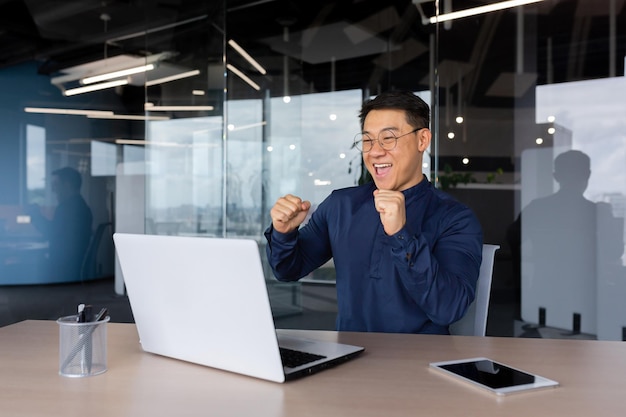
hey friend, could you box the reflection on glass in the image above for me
[515,147,625,339]
[524,78,626,340]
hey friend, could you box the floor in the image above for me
[0,277,135,328]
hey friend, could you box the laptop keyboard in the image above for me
[279,347,326,368]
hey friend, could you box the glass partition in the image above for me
[1,1,624,340]
[433,0,626,340]
[224,0,626,339]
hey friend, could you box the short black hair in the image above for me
[52,167,82,190]
[359,90,430,130]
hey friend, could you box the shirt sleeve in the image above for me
[388,205,483,326]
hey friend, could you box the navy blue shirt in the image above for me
[265,178,483,334]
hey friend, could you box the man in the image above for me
[29,167,93,282]
[265,91,483,334]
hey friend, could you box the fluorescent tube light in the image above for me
[114,139,215,148]
[228,121,267,131]
[145,69,200,86]
[24,107,114,116]
[64,79,128,96]
[87,113,170,121]
[82,64,155,84]
[226,64,261,91]
[228,39,267,75]
[144,104,215,111]
[114,139,177,147]
[115,139,150,145]
[427,0,544,24]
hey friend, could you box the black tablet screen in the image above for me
[440,359,535,389]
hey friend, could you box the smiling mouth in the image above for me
[374,163,392,175]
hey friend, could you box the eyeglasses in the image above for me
[353,127,423,152]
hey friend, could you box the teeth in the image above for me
[374,163,391,168]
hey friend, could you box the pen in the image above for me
[81,305,95,373]
[83,305,93,323]
[77,303,85,323]
[77,303,88,372]
[94,308,108,322]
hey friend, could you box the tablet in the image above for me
[429,357,559,396]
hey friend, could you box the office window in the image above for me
[91,141,117,177]
[264,91,362,208]
[25,124,46,203]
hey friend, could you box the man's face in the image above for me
[362,109,431,191]
[50,175,70,202]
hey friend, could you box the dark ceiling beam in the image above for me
[463,12,501,106]
[366,3,421,91]
[566,15,592,81]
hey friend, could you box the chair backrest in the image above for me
[80,221,113,280]
[449,244,500,337]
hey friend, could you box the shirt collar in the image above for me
[402,175,431,200]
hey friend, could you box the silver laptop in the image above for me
[113,233,364,383]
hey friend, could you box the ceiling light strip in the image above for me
[228,39,267,75]
[428,0,544,24]
[87,114,170,121]
[144,105,215,111]
[24,107,114,116]
[115,139,150,145]
[82,64,155,84]
[226,64,260,91]
[114,139,209,148]
[145,69,200,87]
[64,79,128,96]
[228,121,267,131]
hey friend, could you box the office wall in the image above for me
[0,62,47,204]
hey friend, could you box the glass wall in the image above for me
[0,0,624,340]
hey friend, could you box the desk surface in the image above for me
[1,320,625,417]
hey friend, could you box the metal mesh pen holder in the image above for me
[57,314,110,377]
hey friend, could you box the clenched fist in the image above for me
[373,189,406,235]
[270,194,312,234]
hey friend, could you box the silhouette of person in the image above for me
[28,167,93,282]
[508,150,623,336]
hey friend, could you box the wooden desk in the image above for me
[1,320,625,417]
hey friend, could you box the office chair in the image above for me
[449,244,500,337]
[80,221,113,281]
